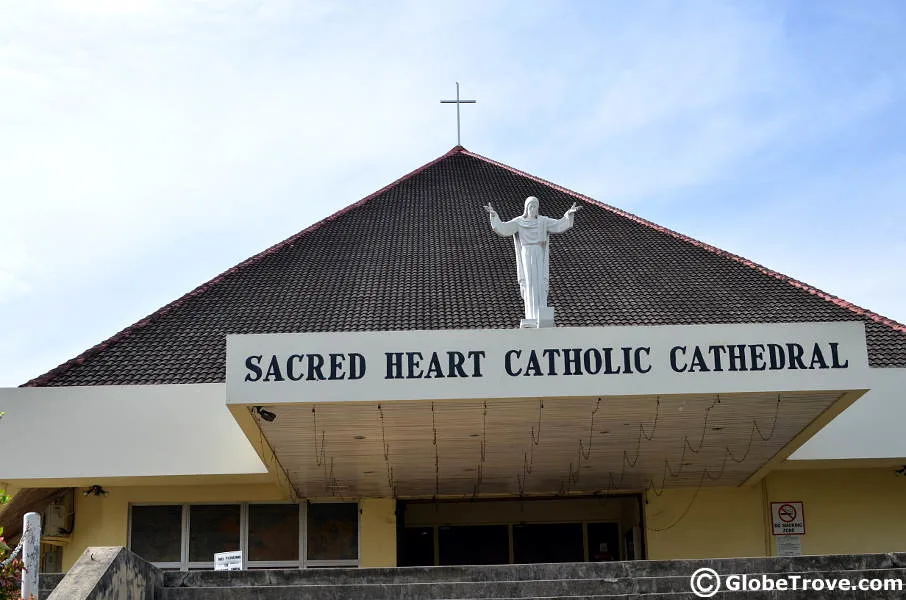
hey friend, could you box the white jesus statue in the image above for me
[485,196,580,328]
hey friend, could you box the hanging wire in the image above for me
[645,474,666,498]
[577,393,787,532]
[471,462,484,499]
[472,401,489,498]
[308,406,340,496]
[622,397,662,468]
[646,456,722,528]
[681,395,721,455]
[645,393,786,530]
[432,402,440,499]
[662,448,687,479]
[572,399,605,491]
[324,457,341,496]
[665,393,784,484]
[516,399,545,493]
[531,399,544,446]
[753,394,783,441]
[568,461,581,487]
[726,394,783,463]
[647,470,708,532]
[641,396,662,441]
[377,404,396,495]
[702,449,734,482]
[312,406,327,467]
[480,400,488,462]
[579,398,602,460]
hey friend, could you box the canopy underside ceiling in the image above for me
[255,391,845,498]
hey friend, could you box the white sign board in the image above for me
[775,535,803,556]
[226,322,869,405]
[214,551,243,571]
[771,501,806,535]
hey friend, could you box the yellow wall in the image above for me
[646,467,906,560]
[63,483,284,571]
[764,468,906,556]
[59,467,906,570]
[359,498,396,568]
[646,485,766,559]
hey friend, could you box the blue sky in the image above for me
[1,1,904,386]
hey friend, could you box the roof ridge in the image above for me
[23,147,466,387]
[461,148,906,334]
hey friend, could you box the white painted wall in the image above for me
[790,367,906,460]
[0,383,266,480]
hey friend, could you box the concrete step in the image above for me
[158,589,903,600]
[158,568,906,600]
[163,552,906,588]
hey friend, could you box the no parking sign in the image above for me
[771,501,805,535]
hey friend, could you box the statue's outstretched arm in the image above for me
[486,204,519,236]
[548,202,580,233]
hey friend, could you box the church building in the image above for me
[2,146,905,574]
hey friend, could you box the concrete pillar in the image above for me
[359,499,396,567]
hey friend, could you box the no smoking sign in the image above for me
[771,501,805,535]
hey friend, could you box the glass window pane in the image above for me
[130,505,182,563]
[587,522,620,561]
[513,523,583,563]
[307,503,358,561]
[248,504,300,562]
[189,505,240,562]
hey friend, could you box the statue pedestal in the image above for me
[539,306,555,327]
[521,307,555,329]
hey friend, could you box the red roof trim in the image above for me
[462,148,906,334]
[24,147,468,387]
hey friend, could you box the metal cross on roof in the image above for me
[440,82,476,145]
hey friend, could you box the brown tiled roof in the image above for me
[25,147,906,386]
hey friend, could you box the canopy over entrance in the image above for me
[226,321,870,499]
[243,390,860,498]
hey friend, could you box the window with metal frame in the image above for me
[128,502,359,570]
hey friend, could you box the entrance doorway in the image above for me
[397,495,644,566]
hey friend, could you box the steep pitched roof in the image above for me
[26,146,906,386]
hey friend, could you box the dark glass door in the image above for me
[399,527,434,566]
[438,525,509,565]
[513,523,584,563]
